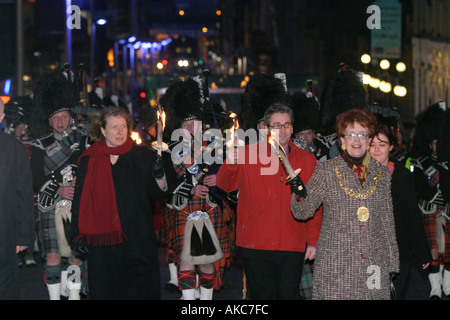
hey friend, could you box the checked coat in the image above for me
[291,155,399,300]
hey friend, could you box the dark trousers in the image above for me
[393,259,409,300]
[239,247,305,300]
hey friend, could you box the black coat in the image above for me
[70,144,176,299]
[391,160,432,265]
[0,131,35,299]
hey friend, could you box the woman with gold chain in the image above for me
[290,108,399,299]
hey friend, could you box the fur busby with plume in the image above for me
[239,73,290,130]
[291,91,320,134]
[319,63,368,135]
[159,76,204,139]
[29,70,78,137]
[411,101,445,158]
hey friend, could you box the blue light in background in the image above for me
[4,79,11,95]
[96,18,107,25]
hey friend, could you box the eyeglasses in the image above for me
[344,133,370,140]
[269,123,293,129]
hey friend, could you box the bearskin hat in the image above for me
[412,101,446,157]
[239,73,290,130]
[291,91,320,134]
[4,95,33,127]
[319,63,368,135]
[159,76,204,138]
[368,103,407,145]
[437,104,450,161]
[29,70,78,137]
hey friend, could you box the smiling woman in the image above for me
[290,108,400,300]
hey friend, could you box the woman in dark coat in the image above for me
[369,122,432,299]
[70,107,173,299]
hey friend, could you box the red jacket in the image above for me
[217,140,322,252]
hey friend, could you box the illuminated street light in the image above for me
[361,54,371,64]
[393,85,407,97]
[178,60,189,67]
[156,62,164,70]
[369,77,380,89]
[362,73,371,85]
[396,62,406,72]
[96,18,107,25]
[379,81,392,93]
[380,59,390,70]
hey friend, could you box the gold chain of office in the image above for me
[333,157,382,200]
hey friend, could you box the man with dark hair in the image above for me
[217,102,322,300]
[0,99,35,299]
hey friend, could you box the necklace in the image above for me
[334,157,382,221]
[110,155,119,158]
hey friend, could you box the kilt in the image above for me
[165,199,234,290]
[37,196,74,258]
[421,209,450,266]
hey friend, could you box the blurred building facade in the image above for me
[1,0,449,123]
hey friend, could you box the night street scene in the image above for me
[1,0,449,310]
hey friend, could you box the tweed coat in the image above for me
[291,154,399,300]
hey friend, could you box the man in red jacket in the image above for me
[217,103,322,299]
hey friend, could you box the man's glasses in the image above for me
[344,133,370,140]
[268,123,293,129]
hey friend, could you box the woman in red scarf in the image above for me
[70,107,173,299]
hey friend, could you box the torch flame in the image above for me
[269,130,286,154]
[131,131,142,145]
[157,110,166,131]
[228,112,240,145]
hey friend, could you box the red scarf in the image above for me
[74,136,133,246]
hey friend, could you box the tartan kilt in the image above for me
[166,197,233,290]
[160,205,175,245]
[37,206,59,257]
[421,208,450,265]
[37,196,75,258]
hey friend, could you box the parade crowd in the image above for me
[0,63,449,300]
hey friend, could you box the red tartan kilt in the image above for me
[164,199,234,290]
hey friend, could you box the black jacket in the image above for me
[0,131,35,299]
[391,160,432,265]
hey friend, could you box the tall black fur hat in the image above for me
[159,76,204,137]
[239,73,290,130]
[412,101,445,157]
[437,103,450,161]
[368,102,407,145]
[291,91,320,134]
[34,70,78,118]
[29,70,78,137]
[319,63,368,135]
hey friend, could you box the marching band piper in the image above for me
[30,71,90,300]
[160,76,233,300]
[410,102,450,299]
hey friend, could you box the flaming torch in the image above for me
[268,131,301,183]
[151,106,168,156]
[226,112,244,149]
[131,131,142,145]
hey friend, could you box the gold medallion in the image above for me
[357,206,369,221]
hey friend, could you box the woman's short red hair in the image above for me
[335,108,377,139]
